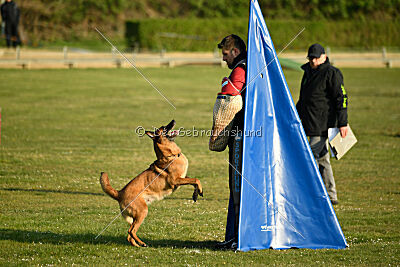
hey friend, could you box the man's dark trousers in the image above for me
[225,132,243,242]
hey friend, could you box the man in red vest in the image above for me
[215,34,247,250]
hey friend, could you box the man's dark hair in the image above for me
[218,34,246,53]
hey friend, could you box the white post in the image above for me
[16,46,20,60]
[133,42,139,54]
[63,46,68,60]
[111,47,117,59]
[160,48,166,58]
[214,47,219,58]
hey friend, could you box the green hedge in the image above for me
[18,0,400,46]
[125,19,248,52]
[126,18,400,51]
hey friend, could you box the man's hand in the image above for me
[1,22,5,36]
[339,126,348,138]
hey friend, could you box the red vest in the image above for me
[219,60,246,96]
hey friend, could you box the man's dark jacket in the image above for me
[1,1,20,25]
[296,57,348,136]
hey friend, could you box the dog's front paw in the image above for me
[198,186,203,197]
[192,188,199,202]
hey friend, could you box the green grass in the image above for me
[0,66,399,265]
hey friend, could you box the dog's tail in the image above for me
[100,172,119,201]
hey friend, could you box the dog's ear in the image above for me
[145,131,156,139]
[157,127,166,136]
[165,120,175,132]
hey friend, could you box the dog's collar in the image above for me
[154,153,181,169]
[161,152,181,162]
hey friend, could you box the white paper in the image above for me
[328,127,340,142]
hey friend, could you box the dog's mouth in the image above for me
[167,130,179,139]
[145,120,180,141]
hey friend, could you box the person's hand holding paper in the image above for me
[339,126,348,138]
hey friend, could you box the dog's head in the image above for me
[145,120,181,159]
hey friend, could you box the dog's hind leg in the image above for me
[128,198,148,247]
[127,223,140,247]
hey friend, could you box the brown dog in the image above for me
[100,120,203,247]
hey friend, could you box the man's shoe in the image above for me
[231,241,238,250]
[331,199,339,205]
[215,238,234,249]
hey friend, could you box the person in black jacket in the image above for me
[1,0,20,48]
[296,43,348,205]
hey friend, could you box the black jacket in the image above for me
[296,58,348,136]
[1,1,20,25]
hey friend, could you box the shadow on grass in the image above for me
[2,188,103,196]
[1,188,223,201]
[146,239,217,249]
[0,228,125,245]
[0,229,219,249]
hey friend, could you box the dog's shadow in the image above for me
[2,188,103,196]
[0,229,218,250]
[0,228,125,246]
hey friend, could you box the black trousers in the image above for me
[225,131,243,242]
[4,22,20,47]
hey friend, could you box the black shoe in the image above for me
[331,199,339,205]
[215,238,234,249]
[231,241,238,250]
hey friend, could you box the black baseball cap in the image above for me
[307,43,325,58]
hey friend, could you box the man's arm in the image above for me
[330,69,348,137]
[1,4,5,22]
[229,65,246,93]
[220,65,246,96]
[296,73,307,115]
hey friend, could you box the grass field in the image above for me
[0,66,399,265]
